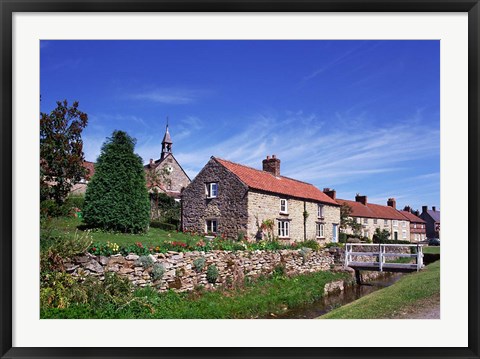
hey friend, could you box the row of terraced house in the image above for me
[181,154,440,244]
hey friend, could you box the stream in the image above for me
[271,272,404,319]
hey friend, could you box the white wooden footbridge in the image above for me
[345,243,424,273]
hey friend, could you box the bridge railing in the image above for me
[344,243,424,272]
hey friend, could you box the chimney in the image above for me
[414,210,420,216]
[262,155,280,177]
[149,158,154,167]
[403,205,411,213]
[432,206,436,212]
[355,194,367,206]
[422,205,428,213]
[387,198,396,209]
[323,188,336,200]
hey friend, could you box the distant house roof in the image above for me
[214,157,339,206]
[336,198,406,221]
[83,161,95,180]
[399,210,426,224]
[425,209,440,223]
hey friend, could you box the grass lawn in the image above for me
[423,246,440,254]
[41,270,349,319]
[42,216,203,248]
[319,260,440,319]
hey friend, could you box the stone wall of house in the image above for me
[342,217,411,242]
[247,190,340,243]
[66,249,335,293]
[151,155,191,193]
[181,158,249,239]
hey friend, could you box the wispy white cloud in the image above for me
[131,88,208,105]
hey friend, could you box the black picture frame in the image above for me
[1,1,479,358]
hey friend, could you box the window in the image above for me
[402,221,406,228]
[278,220,290,238]
[402,230,407,239]
[357,218,361,224]
[384,219,388,226]
[363,218,368,224]
[373,218,378,225]
[206,219,218,234]
[414,223,417,229]
[206,182,218,198]
[393,220,398,227]
[316,223,325,238]
[317,204,324,218]
[280,199,288,213]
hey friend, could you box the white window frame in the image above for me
[393,220,398,227]
[280,199,288,214]
[402,230,407,239]
[206,219,218,234]
[384,219,388,226]
[414,223,417,228]
[317,204,324,218]
[316,223,325,238]
[357,218,361,224]
[363,218,368,224]
[402,221,407,228]
[373,218,378,225]
[206,182,218,198]
[278,220,290,238]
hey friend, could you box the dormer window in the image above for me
[317,204,324,218]
[206,182,218,198]
[280,199,288,214]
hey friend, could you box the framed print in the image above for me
[1,1,479,358]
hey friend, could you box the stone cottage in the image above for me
[399,206,427,242]
[333,193,411,241]
[144,124,191,201]
[419,205,440,239]
[181,155,341,243]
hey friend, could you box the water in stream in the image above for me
[272,272,404,319]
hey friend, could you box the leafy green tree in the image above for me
[372,228,391,243]
[83,131,150,233]
[40,100,88,204]
[340,203,362,236]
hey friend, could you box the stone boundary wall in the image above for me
[66,249,335,293]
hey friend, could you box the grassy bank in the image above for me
[423,246,440,254]
[41,270,349,319]
[42,216,203,248]
[319,260,440,319]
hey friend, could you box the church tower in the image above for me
[161,123,173,160]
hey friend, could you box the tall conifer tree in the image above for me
[83,131,150,233]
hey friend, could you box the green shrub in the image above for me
[40,199,68,218]
[138,255,154,269]
[83,131,150,233]
[272,264,286,278]
[301,239,320,250]
[193,257,206,272]
[324,242,345,249]
[64,195,85,211]
[206,265,219,284]
[150,221,176,231]
[339,233,348,243]
[237,231,246,241]
[151,263,165,281]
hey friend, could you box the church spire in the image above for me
[161,118,173,160]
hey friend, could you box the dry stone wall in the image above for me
[66,249,335,292]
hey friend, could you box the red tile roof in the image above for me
[214,157,338,205]
[82,161,95,180]
[337,198,406,220]
[399,210,426,223]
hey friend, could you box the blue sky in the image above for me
[40,40,440,211]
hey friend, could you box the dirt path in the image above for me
[390,294,440,319]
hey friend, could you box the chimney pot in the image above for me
[355,194,367,206]
[432,206,436,211]
[387,198,396,209]
[422,205,428,213]
[266,155,270,160]
[323,188,336,200]
[262,156,281,177]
